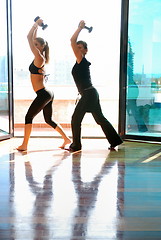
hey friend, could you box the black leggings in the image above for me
[71,87,122,148]
[25,88,57,129]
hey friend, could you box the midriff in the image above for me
[30,74,45,92]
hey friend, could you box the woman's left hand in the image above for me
[78,20,85,29]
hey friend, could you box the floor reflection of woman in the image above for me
[17,18,71,151]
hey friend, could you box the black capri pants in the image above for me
[25,88,57,129]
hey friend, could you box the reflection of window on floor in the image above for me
[13,0,121,137]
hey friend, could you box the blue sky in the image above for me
[128,0,161,75]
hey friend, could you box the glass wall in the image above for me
[125,0,161,140]
[12,0,122,137]
[0,0,13,140]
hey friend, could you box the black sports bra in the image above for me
[29,61,45,75]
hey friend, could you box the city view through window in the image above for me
[0,0,9,136]
[126,0,161,137]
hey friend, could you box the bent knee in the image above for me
[25,114,33,124]
[45,119,57,129]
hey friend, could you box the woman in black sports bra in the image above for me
[17,18,71,151]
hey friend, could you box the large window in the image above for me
[126,0,161,139]
[0,0,13,140]
[12,0,122,137]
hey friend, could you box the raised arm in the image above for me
[27,18,44,60]
[70,20,85,63]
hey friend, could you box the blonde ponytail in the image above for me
[36,37,50,63]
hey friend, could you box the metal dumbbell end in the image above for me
[34,16,48,30]
[84,26,93,33]
[41,23,48,30]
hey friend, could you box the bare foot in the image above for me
[59,138,71,149]
[16,144,27,151]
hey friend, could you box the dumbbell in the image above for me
[84,26,93,33]
[34,16,48,30]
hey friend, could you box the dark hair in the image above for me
[77,40,88,49]
[36,37,50,63]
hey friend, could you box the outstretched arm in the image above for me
[70,20,85,63]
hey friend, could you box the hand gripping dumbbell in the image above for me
[84,26,93,33]
[34,16,48,30]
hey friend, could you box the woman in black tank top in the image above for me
[67,20,123,152]
[17,18,71,151]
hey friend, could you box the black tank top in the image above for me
[72,57,92,94]
[29,61,44,75]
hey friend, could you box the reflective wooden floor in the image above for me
[1,137,161,240]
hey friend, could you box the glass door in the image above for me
[0,0,13,140]
[120,0,161,142]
